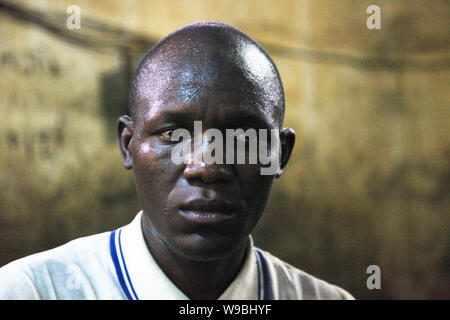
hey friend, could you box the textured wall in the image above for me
[0,0,448,299]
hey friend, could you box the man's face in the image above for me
[120,53,285,261]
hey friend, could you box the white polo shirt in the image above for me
[0,212,354,300]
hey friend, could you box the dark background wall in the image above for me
[0,0,448,299]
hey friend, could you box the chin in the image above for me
[172,232,246,262]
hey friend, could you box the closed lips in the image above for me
[180,199,239,215]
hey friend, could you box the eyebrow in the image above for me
[142,110,196,132]
[142,107,273,131]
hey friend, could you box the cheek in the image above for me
[134,142,166,173]
[236,167,274,234]
[132,141,178,200]
[238,165,274,211]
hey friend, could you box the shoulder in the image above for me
[255,248,355,300]
[0,231,113,300]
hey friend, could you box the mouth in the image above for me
[179,199,240,224]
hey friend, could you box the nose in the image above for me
[183,161,233,185]
[181,128,234,185]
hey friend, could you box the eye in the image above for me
[159,129,176,140]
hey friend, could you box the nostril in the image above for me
[185,177,206,187]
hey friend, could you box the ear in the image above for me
[117,115,134,170]
[276,127,296,178]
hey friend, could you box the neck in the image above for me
[141,217,249,300]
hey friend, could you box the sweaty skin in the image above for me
[118,22,295,299]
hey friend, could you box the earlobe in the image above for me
[117,115,134,170]
[276,127,296,179]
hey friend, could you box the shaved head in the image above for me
[128,21,285,128]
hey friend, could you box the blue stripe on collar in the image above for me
[117,229,139,300]
[110,229,139,300]
[254,248,272,300]
[254,249,262,300]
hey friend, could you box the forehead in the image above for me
[133,48,281,129]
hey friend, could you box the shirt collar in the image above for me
[114,211,259,300]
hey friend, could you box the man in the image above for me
[0,22,353,300]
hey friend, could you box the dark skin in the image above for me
[117,23,295,299]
